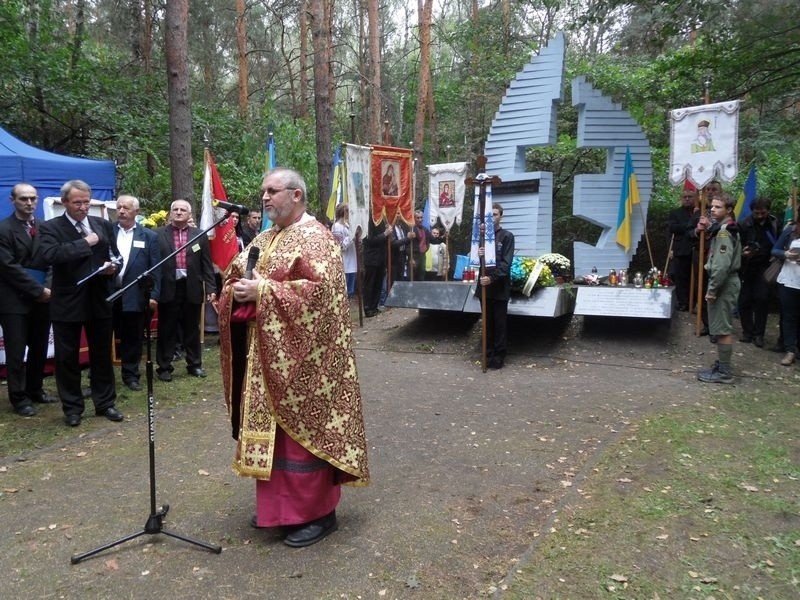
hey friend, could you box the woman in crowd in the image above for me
[772,219,800,365]
[331,204,357,297]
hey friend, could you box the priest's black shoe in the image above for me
[97,406,124,422]
[64,414,81,427]
[283,511,337,547]
[124,379,142,391]
[187,366,207,378]
[14,405,36,417]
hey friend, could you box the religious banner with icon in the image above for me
[370,145,413,226]
[343,143,372,237]
[668,100,740,189]
[427,161,468,232]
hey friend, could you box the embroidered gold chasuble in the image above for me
[218,215,369,486]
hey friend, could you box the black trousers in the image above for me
[113,302,146,383]
[363,264,385,313]
[157,280,202,373]
[671,254,693,309]
[483,296,509,363]
[0,304,51,410]
[52,318,116,416]
[738,267,771,338]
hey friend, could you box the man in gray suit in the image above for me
[113,195,161,391]
[0,183,56,416]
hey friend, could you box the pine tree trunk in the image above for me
[236,0,248,119]
[309,0,333,218]
[367,0,382,144]
[165,0,194,204]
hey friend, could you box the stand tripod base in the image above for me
[71,504,222,564]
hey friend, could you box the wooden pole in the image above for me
[466,156,501,373]
[637,202,655,268]
[355,226,364,327]
[663,234,674,275]
[695,78,712,335]
[695,188,707,335]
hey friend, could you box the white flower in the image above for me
[536,253,571,271]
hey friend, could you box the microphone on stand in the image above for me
[213,200,250,215]
[244,246,260,279]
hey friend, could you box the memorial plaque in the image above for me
[574,286,674,319]
[385,281,473,311]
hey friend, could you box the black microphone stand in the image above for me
[70,213,234,563]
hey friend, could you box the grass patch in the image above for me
[0,339,223,459]
[504,391,800,599]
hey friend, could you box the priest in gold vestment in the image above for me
[217,167,369,547]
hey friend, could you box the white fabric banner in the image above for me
[427,161,468,231]
[343,143,372,236]
[669,100,740,189]
[469,182,496,269]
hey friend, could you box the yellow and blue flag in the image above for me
[734,164,756,221]
[615,146,640,252]
[326,145,344,222]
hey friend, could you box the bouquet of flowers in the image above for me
[536,253,571,278]
[138,209,168,229]
[510,256,556,295]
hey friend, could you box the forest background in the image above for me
[1,0,799,269]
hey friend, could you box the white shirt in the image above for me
[331,221,357,274]
[777,238,800,290]
[116,224,136,280]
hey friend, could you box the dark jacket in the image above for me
[478,226,515,300]
[37,214,120,322]
[155,225,216,304]
[738,213,780,273]
[117,224,162,312]
[362,220,390,267]
[667,206,698,257]
[0,215,48,315]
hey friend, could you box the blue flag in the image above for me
[735,164,756,222]
[261,131,276,231]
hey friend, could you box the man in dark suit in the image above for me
[37,180,124,426]
[155,199,216,381]
[113,195,161,391]
[0,183,57,417]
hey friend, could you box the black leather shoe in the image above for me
[250,515,267,529]
[14,405,36,417]
[98,406,124,422]
[157,371,173,382]
[283,511,337,547]
[124,380,142,391]
[739,335,753,343]
[187,367,207,378]
[699,327,709,336]
[65,414,81,427]
[753,335,764,348]
[31,392,58,404]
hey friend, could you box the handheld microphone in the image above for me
[213,200,249,215]
[244,246,260,279]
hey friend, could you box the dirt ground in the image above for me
[1,306,796,599]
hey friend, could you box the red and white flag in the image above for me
[200,149,239,270]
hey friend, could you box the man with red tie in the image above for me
[0,183,56,417]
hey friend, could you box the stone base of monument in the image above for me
[574,286,674,319]
[384,281,575,318]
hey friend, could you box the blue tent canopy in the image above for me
[0,126,116,219]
